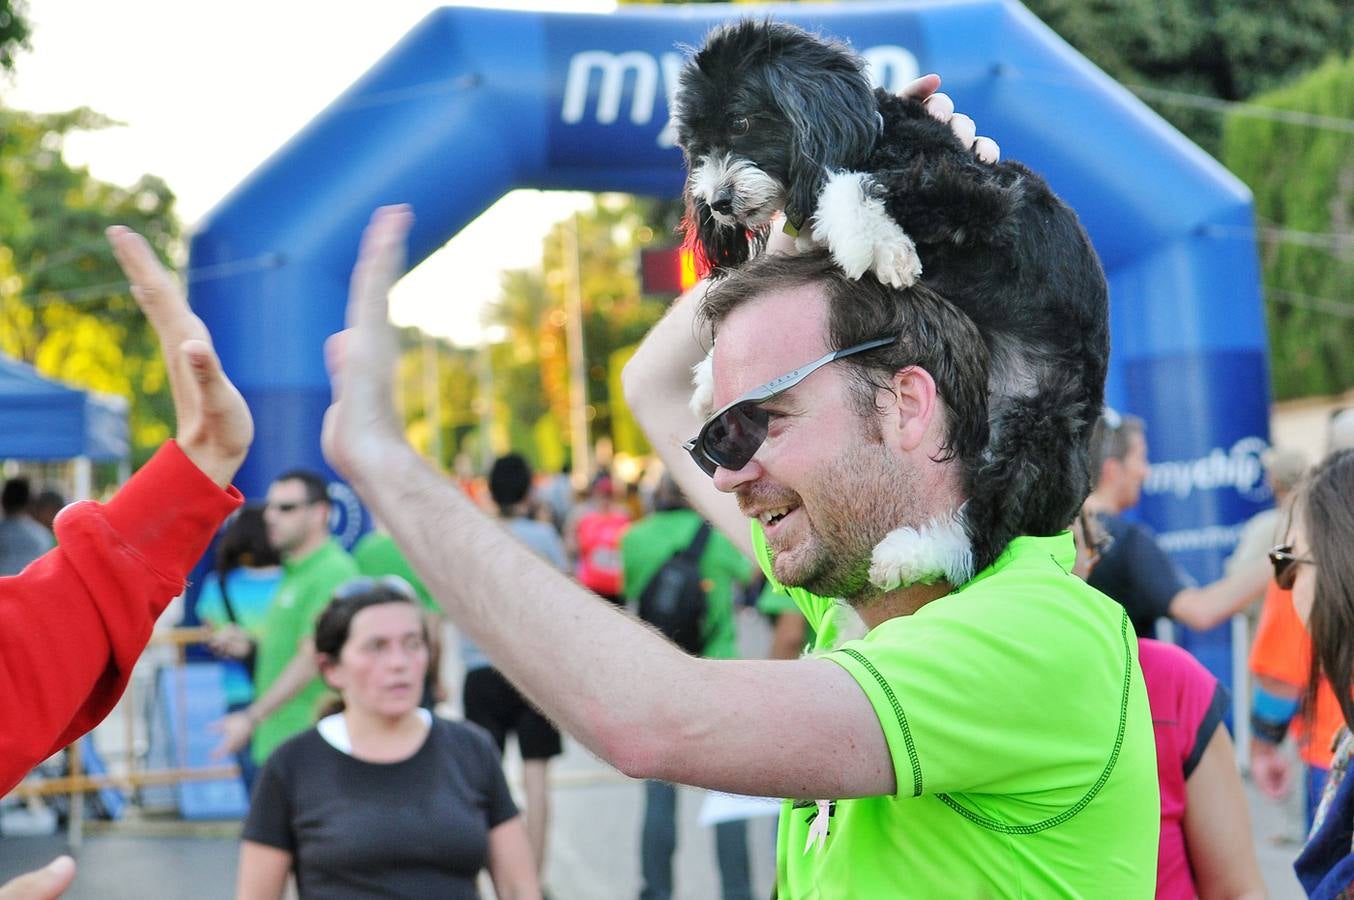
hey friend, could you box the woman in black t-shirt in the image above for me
[237,577,540,899]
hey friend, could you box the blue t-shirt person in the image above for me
[196,567,283,705]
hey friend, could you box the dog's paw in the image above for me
[813,170,923,286]
[872,233,923,288]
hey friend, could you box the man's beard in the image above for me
[760,417,923,603]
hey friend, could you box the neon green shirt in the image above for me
[352,530,438,612]
[251,539,359,764]
[620,509,752,659]
[753,526,1159,897]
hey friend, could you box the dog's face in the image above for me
[674,20,879,273]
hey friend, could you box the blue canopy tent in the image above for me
[189,0,1270,702]
[0,353,129,462]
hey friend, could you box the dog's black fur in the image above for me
[674,20,1110,574]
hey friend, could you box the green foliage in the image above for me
[1221,56,1354,400]
[1022,0,1353,157]
[483,195,667,471]
[0,104,182,464]
[0,0,30,75]
[392,325,480,470]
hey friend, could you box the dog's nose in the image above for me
[710,189,735,216]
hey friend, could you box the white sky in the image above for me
[5,0,617,344]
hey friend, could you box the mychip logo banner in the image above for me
[544,14,924,174]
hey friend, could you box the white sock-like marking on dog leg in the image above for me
[812,170,923,287]
[689,348,716,420]
[812,171,875,278]
[868,508,974,590]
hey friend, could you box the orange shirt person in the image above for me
[1250,580,1344,826]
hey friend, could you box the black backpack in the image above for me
[637,522,712,655]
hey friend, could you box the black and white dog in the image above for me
[674,19,1110,581]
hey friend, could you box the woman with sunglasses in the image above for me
[235,577,540,899]
[1277,448,1354,897]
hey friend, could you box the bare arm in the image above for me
[1170,558,1270,632]
[485,816,542,900]
[621,282,753,559]
[1183,727,1267,900]
[211,642,318,758]
[235,841,291,900]
[321,208,894,801]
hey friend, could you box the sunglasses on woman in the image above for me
[1268,544,1316,591]
[683,336,896,477]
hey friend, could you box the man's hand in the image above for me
[1249,736,1293,800]
[0,856,76,900]
[106,227,253,488]
[901,74,1000,163]
[209,710,255,760]
[321,206,416,484]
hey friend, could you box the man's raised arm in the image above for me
[320,207,894,803]
[621,282,753,559]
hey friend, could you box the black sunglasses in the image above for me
[683,336,896,477]
[1268,544,1316,591]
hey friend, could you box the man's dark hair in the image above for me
[32,489,64,514]
[699,248,990,487]
[273,469,331,506]
[489,453,533,509]
[2,478,32,515]
[1088,412,1146,486]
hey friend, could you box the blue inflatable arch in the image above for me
[191,0,1269,683]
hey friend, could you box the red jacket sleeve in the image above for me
[0,441,242,793]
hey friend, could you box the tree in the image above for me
[1222,56,1354,400]
[0,0,30,75]
[1023,0,1354,157]
[0,105,182,463]
[483,195,669,470]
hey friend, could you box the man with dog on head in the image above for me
[321,62,1156,894]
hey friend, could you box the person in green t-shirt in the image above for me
[212,469,359,765]
[320,75,1158,898]
[621,476,754,900]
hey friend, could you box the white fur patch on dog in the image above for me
[811,170,923,288]
[689,348,716,420]
[868,508,974,590]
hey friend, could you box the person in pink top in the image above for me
[566,473,630,605]
[1074,513,1264,899]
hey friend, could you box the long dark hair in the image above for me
[1303,449,1354,730]
[216,504,280,577]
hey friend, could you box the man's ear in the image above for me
[883,366,940,452]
